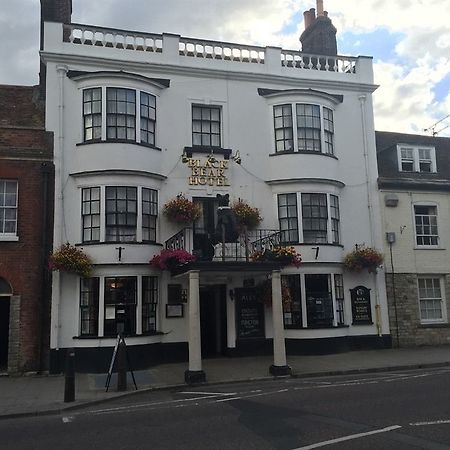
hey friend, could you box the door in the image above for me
[305,274,333,327]
[0,298,10,369]
[193,197,218,260]
[200,286,227,357]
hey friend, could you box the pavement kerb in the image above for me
[2,360,450,421]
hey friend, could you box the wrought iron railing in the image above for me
[165,228,287,262]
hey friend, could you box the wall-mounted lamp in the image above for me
[232,150,241,164]
[181,149,189,163]
[229,289,235,301]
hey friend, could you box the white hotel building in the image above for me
[41,0,390,381]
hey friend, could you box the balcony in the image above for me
[165,227,287,263]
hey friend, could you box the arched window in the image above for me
[0,277,12,296]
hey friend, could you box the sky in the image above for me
[1,0,449,136]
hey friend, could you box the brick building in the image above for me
[0,85,54,372]
[377,131,450,347]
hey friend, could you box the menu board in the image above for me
[235,288,265,339]
[350,285,373,325]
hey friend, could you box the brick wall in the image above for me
[386,273,450,347]
[0,85,54,372]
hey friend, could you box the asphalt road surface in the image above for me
[2,367,450,449]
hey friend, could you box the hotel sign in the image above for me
[187,156,230,187]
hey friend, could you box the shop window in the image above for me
[80,278,99,336]
[305,274,333,327]
[282,274,302,328]
[104,277,137,336]
[142,276,158,333]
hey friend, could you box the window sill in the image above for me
[419,322,449,328]
[75,241,163,247]
[73,331,164,339]
[184,146,232,159]
[286,242,344,248]
[414,246,445,250]
[285,325,349,330]
[76,140,162,151]
[269,150,338,160]
[0,235,19,242]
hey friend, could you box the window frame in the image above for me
[82,87,102,142]
[79,277,100,336]
[81,185,158,244]
[273,103,335,155]
[397,144,436,173]
[413,203,439,247]
[417,276,447,324]
[0,179,18,240]
[192,104,222,148]
[277,193,299,244]
[81,187,101,243]
[81,86,158,147]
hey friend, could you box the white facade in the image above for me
[42,19,389,374]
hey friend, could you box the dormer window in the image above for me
[397,144,436,173]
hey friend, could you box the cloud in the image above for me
[0,0,448,136]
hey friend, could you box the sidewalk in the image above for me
[2,345,450,419]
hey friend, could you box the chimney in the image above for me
[317,0,324,16]
[299,1,337,56]
[39,1,72,96]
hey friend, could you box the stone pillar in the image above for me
[184,271,206,384]
[269,270,291,376]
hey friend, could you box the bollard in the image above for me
[64,348,75,403]
[116,340,127,392]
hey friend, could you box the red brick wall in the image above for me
[0,85,54,372]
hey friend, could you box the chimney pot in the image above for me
[324,11,328,17]
[317,0,324,16]
[309,7,316,19]
[303,10,313,29]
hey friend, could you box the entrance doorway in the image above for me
[0,298,10,370]
[200,285,227,357]
[305,274,333,327]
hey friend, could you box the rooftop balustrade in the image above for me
[59,23,362,77]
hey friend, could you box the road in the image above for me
[2,367,450,449]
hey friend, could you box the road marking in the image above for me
[214,388,289,403]
[62,416,74,423]
[410,419,450,427]
[292,425,402,449]
[179,391,237,396]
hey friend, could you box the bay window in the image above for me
[80,275,159,337]
[81,186,158,244]
[273,103,334,155]
[82,87,157,147]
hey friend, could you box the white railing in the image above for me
[281,50,357,73]
[62,23,359,74]
[64,24,163,53]
[179,37,265,64]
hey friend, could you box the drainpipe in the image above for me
[359,95,382,336]
[50,65,68,357]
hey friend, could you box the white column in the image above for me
[185,270,205,383]
[270,270,290,375]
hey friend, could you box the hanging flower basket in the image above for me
[163,194,201,224]
[344,245,383,273]
[251,246,302,267]
[49,243,93,278]
[256,279,293,307]
[231,200,262,231]
[149,249,197,270]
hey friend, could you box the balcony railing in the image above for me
[165,228,286,262]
